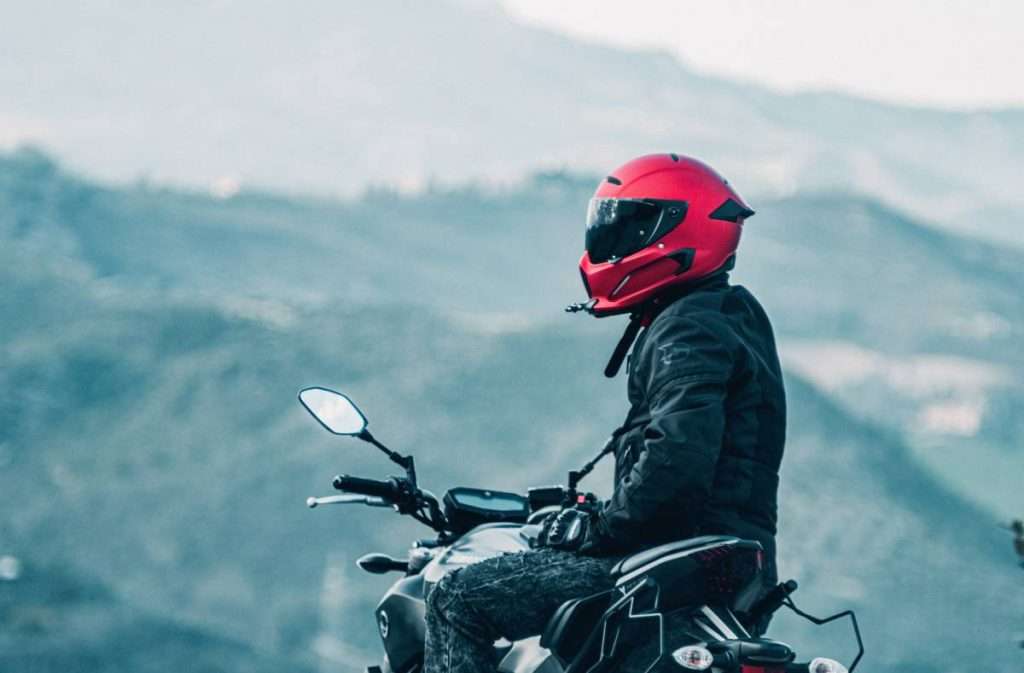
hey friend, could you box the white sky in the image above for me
[500,0,1024,109]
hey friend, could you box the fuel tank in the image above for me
[422,523,536,584]
[375,573,426,673]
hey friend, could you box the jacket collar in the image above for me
[641,272,730,325]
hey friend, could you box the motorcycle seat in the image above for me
[611,535,741,580]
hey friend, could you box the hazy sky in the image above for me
[500,0,1024,109]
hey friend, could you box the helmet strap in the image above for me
[604,311,643,378]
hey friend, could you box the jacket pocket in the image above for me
[613,426,645,484]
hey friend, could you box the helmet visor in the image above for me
[585,198,687,263]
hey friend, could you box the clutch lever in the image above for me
[306,494,390,508]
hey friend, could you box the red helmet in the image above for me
[578,153,754,317]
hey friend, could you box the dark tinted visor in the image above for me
[585,198,687,263]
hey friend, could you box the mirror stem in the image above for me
[358,429,417,485]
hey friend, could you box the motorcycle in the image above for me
[298,386,864,673]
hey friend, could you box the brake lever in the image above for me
[306,494,390,508]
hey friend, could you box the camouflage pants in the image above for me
[424,547,619,673]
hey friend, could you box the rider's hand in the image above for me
[532,510,559,548]
[544,508,593,551]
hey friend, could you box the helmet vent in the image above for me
[709,198,755,223]
[610,274,631,298]
[605,175,622,185]
[668,248,696,275]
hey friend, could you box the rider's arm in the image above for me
[582,313,733,554]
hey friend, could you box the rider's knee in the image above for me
[426,569,463,619]
[426,569,499,644]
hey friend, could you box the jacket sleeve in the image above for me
[583,314,733,554]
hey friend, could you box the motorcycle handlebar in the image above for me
[332,474,399,500]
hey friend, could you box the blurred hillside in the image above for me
[1,150,1022,672]
[5,146,1021,513]
[0,560,307,673]
[3,0,1023,244]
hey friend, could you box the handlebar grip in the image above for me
[332,474,397,499]
[528,485,566,511]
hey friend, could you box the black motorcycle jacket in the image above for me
[585,273,786,580]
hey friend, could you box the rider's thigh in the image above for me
[431,547,617,642]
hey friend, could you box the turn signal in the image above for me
[671,645,713,670]
[809,658,848,673]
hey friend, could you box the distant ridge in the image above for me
[2,0,1022,244]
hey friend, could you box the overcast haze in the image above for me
[501,0,1024,109]
[3,3,1024,671]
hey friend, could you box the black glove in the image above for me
[531,510,559,548]
[544,507,593,551]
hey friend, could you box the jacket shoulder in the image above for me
[632,293,736,395]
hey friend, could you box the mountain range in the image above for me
[2,149,1022,672]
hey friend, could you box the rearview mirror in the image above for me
[298,387,368,436]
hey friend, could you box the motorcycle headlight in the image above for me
[809,657,848,673]
[671,645,713,670]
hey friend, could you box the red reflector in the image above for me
[577,495,586,504]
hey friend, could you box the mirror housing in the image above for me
[298,386,419,488]
[298,387,368,436]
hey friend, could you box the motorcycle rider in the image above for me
[425,153,786,673]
